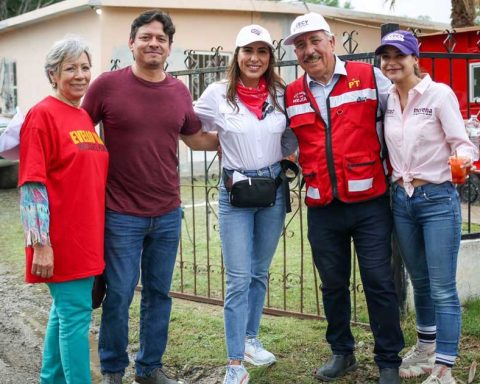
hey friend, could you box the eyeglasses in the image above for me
[261,101,275,120]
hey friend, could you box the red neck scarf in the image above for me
[236,77,269,120]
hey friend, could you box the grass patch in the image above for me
[2,188,480,383]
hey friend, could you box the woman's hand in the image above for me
[449,156,475,173]
[31,244,54,278]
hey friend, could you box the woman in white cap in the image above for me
[194,24,296,384]
[376,30,477,384]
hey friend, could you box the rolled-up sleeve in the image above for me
[440,88,479,161]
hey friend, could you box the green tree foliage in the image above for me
[387,0,480,27]
[0,0,62,21]
[304,0,340,5]
[272,0,352,8]
[298,0,352,7]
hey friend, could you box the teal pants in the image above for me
[40,277,94,384]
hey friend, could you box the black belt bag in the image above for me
[223,160,299,210]
[229,175,277,208]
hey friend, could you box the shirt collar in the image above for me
[307,55,347,86]
[388,73,432,95]
[414,73,432,94]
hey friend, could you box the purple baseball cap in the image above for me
[375,30,419,57]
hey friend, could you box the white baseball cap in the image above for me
[235,24,274,50]
[284,12,332,45]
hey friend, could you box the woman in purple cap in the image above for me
[375,30,478,384]
[194,24,296,384]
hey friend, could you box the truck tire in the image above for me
[0,163,19,189]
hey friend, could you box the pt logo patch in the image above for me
[348,78,361,89]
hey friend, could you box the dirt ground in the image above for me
[0,262,46,383]
[0,187,225,384]
[0,258,228,384]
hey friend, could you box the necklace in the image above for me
[54,93,80,108]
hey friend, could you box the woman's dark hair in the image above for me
[225,46,285,113]
[130,9,175,44]
[414,63,423,78]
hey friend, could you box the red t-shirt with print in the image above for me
[19,96,109,283]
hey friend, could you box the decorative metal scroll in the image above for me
[342,30,359,54]
[210,46,226,68]
[110,58,120,71]
[273,39,287,62]
[443,29,457,53]
[184,49,197,70]
[409,28,423,49]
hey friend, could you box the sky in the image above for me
[345,0,451,24]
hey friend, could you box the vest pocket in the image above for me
[303,171,324,205]
[289,112,316,129]
[344,153,375,195]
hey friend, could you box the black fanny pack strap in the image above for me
[222,168,233,192]
[279,160,300,213]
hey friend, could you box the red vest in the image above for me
[285,61,388,207]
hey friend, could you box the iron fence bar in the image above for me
[204,150,212,298]
[168,290,370,327]
[420,52,480,59]
[465,57,472,233]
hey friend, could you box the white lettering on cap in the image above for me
[384,33,405,42]
[294,20,309,32]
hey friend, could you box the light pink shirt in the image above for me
[385,74,479,196]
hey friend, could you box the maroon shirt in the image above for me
[83,67,201,216]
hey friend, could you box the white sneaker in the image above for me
[400,342,435,378]
[421,364,456,384]
[223,365,249,384]
[244,337,276,366]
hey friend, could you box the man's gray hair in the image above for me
[44,36,92,87]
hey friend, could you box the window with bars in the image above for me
[187,51,231,100]
[470,62,480,103]
[0,59,17,116]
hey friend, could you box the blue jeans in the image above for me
[392,182,462,359]
[308,196,404,369]
[41,277,94,384]
[99,208,182,377]
[220,163,286,360]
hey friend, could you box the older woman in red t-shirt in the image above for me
[19,37,108,383]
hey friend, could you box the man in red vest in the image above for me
[284,12,404,384]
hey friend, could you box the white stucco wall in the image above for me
[457,239,480,301]
[0,0,448,115]
[406,238,480,310]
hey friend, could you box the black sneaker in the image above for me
[379,367,400,384]
[313,354,358,381]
